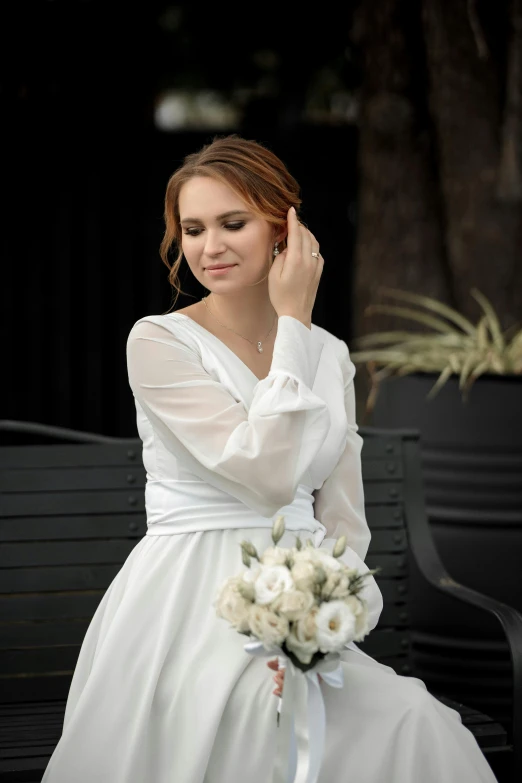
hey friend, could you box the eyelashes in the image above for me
[183,221,246,237]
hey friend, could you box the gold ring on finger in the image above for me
[311,251,320,258]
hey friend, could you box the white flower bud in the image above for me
[272,515,286,545]
[241,540,259,560]
[332,535,347,558]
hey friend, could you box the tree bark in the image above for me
[497,0,522,201]
[422,0,522,327]
[352,0,451,346]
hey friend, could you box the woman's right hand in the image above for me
[268,206,324,327]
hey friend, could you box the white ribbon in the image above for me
[244,640,344,783]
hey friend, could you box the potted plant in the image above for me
[350,287,522,726]
[351,287,522,413]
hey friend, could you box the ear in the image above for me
[273,226,288,245]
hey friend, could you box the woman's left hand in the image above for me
[267,658,323,696]
[267,658,285,697]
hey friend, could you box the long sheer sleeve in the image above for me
[313,341,383,632]
[126,315,331,518]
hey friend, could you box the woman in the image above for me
[41,135,497,782]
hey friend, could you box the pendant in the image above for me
[257,342,263,353]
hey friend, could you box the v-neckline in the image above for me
[169,312,269,383]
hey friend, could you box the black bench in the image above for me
[0,420,520,782]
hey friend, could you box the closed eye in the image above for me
[183,221,246,237]
[225,221,245,230]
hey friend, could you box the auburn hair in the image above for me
[159,134,302,310]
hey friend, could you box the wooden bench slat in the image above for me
[0,515,146,542]
[367,528,407,553]
[356,459,403,481]
[1,491,145,517]
[359,438,404,459]
[1,618,93,647]
[1,646,81,675]
[0,593,410,650]
[0,742,60,758]
[366,553,408,578]
[0,743,56,768]
[0,466,146,493]
[0,443,142,470]
[364,505,405,528]
[0,702,66,718]
[0,676,72,704]
[2,539,141,569]
[359,483,404,504]
[1,563,409,601]
[0,561,125,596]
[0,718,63,731]
[356,629,409,659]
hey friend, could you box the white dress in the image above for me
[41,313,497,783]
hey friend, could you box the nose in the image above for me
[203,229,227,258]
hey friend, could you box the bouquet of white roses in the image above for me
[214,515,378,783]
[214,514,375,671]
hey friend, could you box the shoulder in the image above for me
[126,313,201,359]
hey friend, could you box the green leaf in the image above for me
[470,289,505,353]
[354,331,432,347]
[476,316,490,353]
[378,287,477,335]
[426,365,453,399]
[459,351,480,390]
[365,305,461,334]
[469,359,491,383]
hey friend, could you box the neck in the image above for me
[203,292,277,343]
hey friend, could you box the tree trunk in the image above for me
[422,0,522,328]
[351,0,451,417]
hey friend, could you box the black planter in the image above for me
[371,373,522,730]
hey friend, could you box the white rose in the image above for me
[285,609,319,664]
[242,564,261,583]
[214,576,251,633]
[249,604,289,649]
[292,549,316,565]
[344,595,370,642]
[312,549,342,572]
[291,560,316,591]
[321,571,350,600]
[254,565,294,605]
[271,589,315,622]
[315,600,357,653]
[261,546,291,567]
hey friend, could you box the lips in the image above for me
[206,264,236,270]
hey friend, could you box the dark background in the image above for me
[2,1,361,438]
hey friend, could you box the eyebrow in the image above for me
[180,210,251,225]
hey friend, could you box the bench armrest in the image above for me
[403,435,522,780]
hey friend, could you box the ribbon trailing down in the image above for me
[244,640,344,783]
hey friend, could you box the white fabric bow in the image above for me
[244,640,344,783]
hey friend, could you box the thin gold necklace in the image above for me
[201,295,277,353]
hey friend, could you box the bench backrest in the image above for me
[0,424,413,704]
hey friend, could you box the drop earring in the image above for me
[273,242,280,257]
